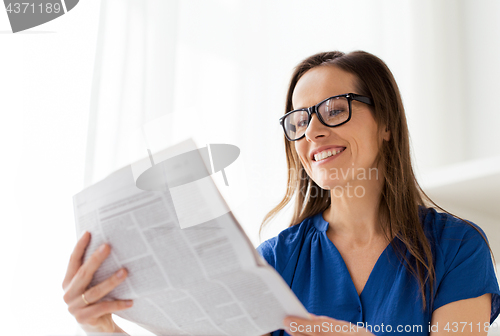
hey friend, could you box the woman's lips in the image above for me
[312,147,346,165]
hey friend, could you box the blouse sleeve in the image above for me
[433,219,500,324]
[256,238,278,271]
[255,223,304,276]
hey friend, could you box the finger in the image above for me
[65,242,111,299]
[285,315,346,336]
[283,315,312,327]
[74,299,134,325]
[286,325,318,336]
[308,314,321,321]
[284,316,315,336]
[62,231,90,290]
[287,331,309,336]
[76,268,128,308]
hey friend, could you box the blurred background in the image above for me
[1,0,499,335]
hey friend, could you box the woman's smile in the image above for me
[311,147,346,165]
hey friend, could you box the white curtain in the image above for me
[85,0,179,187]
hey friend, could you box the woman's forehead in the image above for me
[292,65,357,109]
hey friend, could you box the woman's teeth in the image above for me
[314,148,345,162]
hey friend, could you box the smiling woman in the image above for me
[257,51,500,336]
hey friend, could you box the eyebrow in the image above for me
[292,101,316,110]
[292,101,319,111]
[292,95,340,110]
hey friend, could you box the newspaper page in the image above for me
[73,138,308,336]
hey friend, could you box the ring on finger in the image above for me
[82,292,91,305]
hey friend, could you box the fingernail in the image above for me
[116,269,126,279]
[98,244,107,254]
[126,300,133,306]
[80,231,88,239]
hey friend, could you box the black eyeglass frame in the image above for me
[279,93,374,141]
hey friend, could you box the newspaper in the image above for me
[73,138,308,336]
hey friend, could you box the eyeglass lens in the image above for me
[284,96,349,140]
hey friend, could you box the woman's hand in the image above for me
[283,314,376,335]
[62,231,133,334]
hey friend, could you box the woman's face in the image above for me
[292,65,390,190]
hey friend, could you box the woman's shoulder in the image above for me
[419,205,489,248]
[419,207,500,321]
[418,205,493,276]
[256,213,320,273]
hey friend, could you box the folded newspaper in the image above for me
[73,138,308,336]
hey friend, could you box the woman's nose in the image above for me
[304,113,328,140]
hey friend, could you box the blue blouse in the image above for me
[256,206,500,335]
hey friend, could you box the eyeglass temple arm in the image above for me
[351,94,373,106]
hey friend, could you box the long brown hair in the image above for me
[259,50,496,311]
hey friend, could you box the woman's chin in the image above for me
[315,180,344,191]
[316,181,344,192]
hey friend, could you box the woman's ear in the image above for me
[383,126,390,141]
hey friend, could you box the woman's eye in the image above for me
[297,119,308,127]
[328,109,343,117]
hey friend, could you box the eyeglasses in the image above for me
[279,93,374,141]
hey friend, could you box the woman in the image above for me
[62,50,500,335]
[256,51,500,335]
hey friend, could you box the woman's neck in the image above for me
[323,175,391,246]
